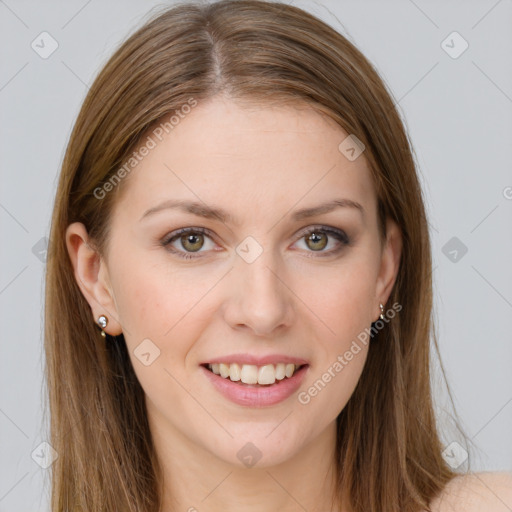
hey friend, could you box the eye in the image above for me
[161,227,217,259]
[161,225,350,260]
[292,225,349,256]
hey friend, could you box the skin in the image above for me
[66,95,403,511]
[430,472,512,512]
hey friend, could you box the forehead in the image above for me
[114,96,377,224]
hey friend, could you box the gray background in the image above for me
[1,0,511,510]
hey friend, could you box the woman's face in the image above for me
[71,96,401,468]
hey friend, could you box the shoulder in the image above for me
[429,471,512,512]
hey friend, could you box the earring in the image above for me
[97,315,108,338]
[379,303,385,320]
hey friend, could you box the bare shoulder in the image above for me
[429,471,512,512]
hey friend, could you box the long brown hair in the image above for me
[44,1,462,510]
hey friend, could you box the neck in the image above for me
[151,417,342,512]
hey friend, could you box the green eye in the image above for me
[179,233,205,252]
[162,225,350,260]
[304,231,328,251]
[162,227,214,259]
[294,226,349,256]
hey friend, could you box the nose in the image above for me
[222,248,295,337]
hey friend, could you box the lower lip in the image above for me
[200,365,309,407]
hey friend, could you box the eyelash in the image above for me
[160,225,350,260]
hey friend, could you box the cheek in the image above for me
[108,251,222,361]
[298,257,377,341]
[108,258,218,415]
[110,249,186,329]
[292,256,375,417]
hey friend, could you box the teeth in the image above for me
[275,363,286,380]
[207,362,301,384]
[285,363,295,378]
[258,364,276,385]
[241,364,259,384]
[219,363,230,378]
[229,363,241,382]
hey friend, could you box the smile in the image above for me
[201,361,309,407]
[206,362,302,385]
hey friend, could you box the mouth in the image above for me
[202,362,308,387]
[200,361,309,406]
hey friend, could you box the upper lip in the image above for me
[201,353,309,366]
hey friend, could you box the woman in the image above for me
[44,0,512,510]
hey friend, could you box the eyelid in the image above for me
[160,227,219,260]
[294,224,349,243]
[291,225,350,257]
[160,224,349,259]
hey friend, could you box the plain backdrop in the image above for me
[1,0,511,510]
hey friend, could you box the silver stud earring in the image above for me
[97,315,108,337]
[379,303,385,320]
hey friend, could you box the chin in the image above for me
[208,422,311,470]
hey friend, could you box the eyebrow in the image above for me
[140,198,365,224]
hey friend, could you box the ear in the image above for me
[374,217,402,322]
[65,222,123,336]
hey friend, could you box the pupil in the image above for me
[182,233,203,252]
[308,232,327,251]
